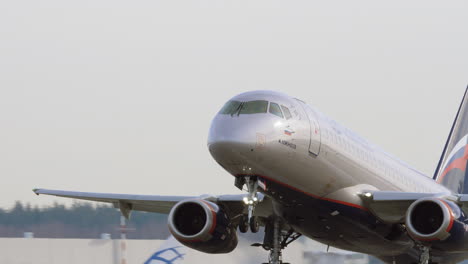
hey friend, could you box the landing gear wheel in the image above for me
[250,216,260,233]
[239,215,249,233]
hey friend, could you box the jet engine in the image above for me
[168,199,238,253]
[405,198,466,246]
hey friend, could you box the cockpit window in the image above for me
[220,100,242,115]
[269,102,283,118]
[239,100,268,114]
[281,106,292,119]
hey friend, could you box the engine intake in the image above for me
[406,198,457,242]
[172,202,210,237]
[168,199,238,253]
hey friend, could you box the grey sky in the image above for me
[0,0,467,208]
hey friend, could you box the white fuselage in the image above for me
[209,90,450,209]
[208,90,454,258]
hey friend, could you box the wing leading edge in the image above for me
[33,188,260,219]
[33,188,195,217]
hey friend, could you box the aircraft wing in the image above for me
[359,190,465,223]
[33,188,258,218]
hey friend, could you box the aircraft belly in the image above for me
[258,176,414,257]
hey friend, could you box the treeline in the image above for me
[0,202,170,239]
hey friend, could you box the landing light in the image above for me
[243,196,257,205]
[364,192,372,198]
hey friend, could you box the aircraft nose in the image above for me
[207,115,260,167]
[208,115,256,151]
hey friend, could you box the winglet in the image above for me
[33,188,40,195]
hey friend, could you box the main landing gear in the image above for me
[417,245,432,264]
[237,176,301,264]
[252,217,302,264]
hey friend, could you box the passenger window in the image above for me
[281,106,292,119]
[220,100,242,115]
[269,102,283,118]
[239,100,268,114]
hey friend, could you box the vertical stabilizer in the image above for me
[434,87,468,193]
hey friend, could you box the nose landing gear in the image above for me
[239,214,260,233]
[237,176,301,264]
[238,176,261,233]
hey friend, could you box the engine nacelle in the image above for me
[406,198,466,246]
[168,199,238,254]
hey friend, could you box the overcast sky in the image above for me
[0,0,467,208]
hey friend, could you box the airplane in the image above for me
[34,88,468,264]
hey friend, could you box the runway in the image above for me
[0,236,371,264]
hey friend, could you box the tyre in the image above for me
[250,216,260,233]
[239,215,249,233]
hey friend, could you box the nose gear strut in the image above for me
[246,176,258,216]
[237,176,301,264]
[238,176,261,233]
